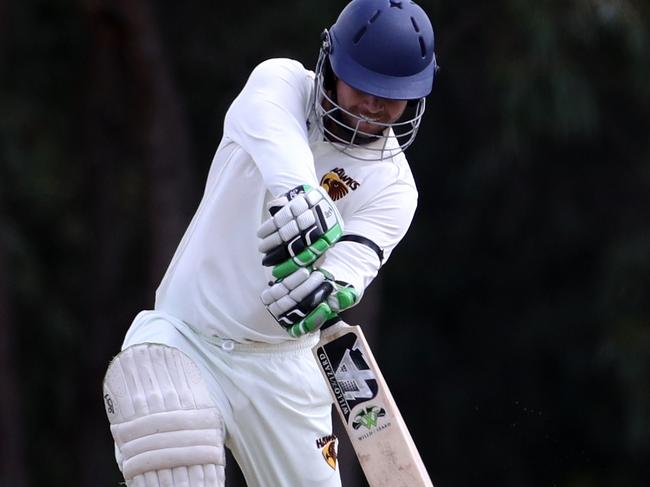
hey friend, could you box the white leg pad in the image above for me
[103,343,225,487]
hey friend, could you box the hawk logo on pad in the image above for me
[320,168,360,201]
[316,434,338,470]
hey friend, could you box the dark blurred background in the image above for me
[1,0,649,486]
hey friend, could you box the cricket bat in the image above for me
[313,320,434,486]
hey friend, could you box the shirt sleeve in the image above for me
[223,58,320,196]
[317,181,418,298]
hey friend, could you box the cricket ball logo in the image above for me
[353,406,386,430]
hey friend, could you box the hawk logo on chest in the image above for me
[320,168,360,201]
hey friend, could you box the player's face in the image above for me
[334,80,408,136]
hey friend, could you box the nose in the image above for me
[359,94,384,115]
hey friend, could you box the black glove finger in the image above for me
[288,225,324,256]
[262,224,326,267]
[278,281,334,328]
[262,245,290,267]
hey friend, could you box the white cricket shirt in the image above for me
[155,58,419,343]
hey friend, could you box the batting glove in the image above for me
[257,185,343,280]
[261,267,358,337]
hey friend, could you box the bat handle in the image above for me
[318,318,351,340]
[320,316,344,331]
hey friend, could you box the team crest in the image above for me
[320,167,361,201]
[320,171,349,201]
[316,434,338,470]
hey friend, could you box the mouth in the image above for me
[356,112,384,124]
[359,113,379,121]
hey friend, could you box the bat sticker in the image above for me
[316,332,378,422]
[314,323,434,485]
[353,406,387,430]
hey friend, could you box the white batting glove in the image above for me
[257,185,344,279]
[261,267,358,337]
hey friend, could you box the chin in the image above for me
[361,124,383,135]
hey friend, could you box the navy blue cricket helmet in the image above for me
[313,0,438,159]
[328,0,438,100]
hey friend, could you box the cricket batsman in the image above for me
[102,0,438,485]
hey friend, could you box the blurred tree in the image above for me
[381,1,650,485]
[0,217,27,487]
[1,0,649,485]
[0,0,27,483]
[76,0,198,483]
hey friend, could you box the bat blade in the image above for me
[313,321,433,487]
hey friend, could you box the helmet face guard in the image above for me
[314,39,426,160]
[313,0,438,160]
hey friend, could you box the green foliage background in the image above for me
[1,0,649,485]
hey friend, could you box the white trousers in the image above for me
[116,310,342,487]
